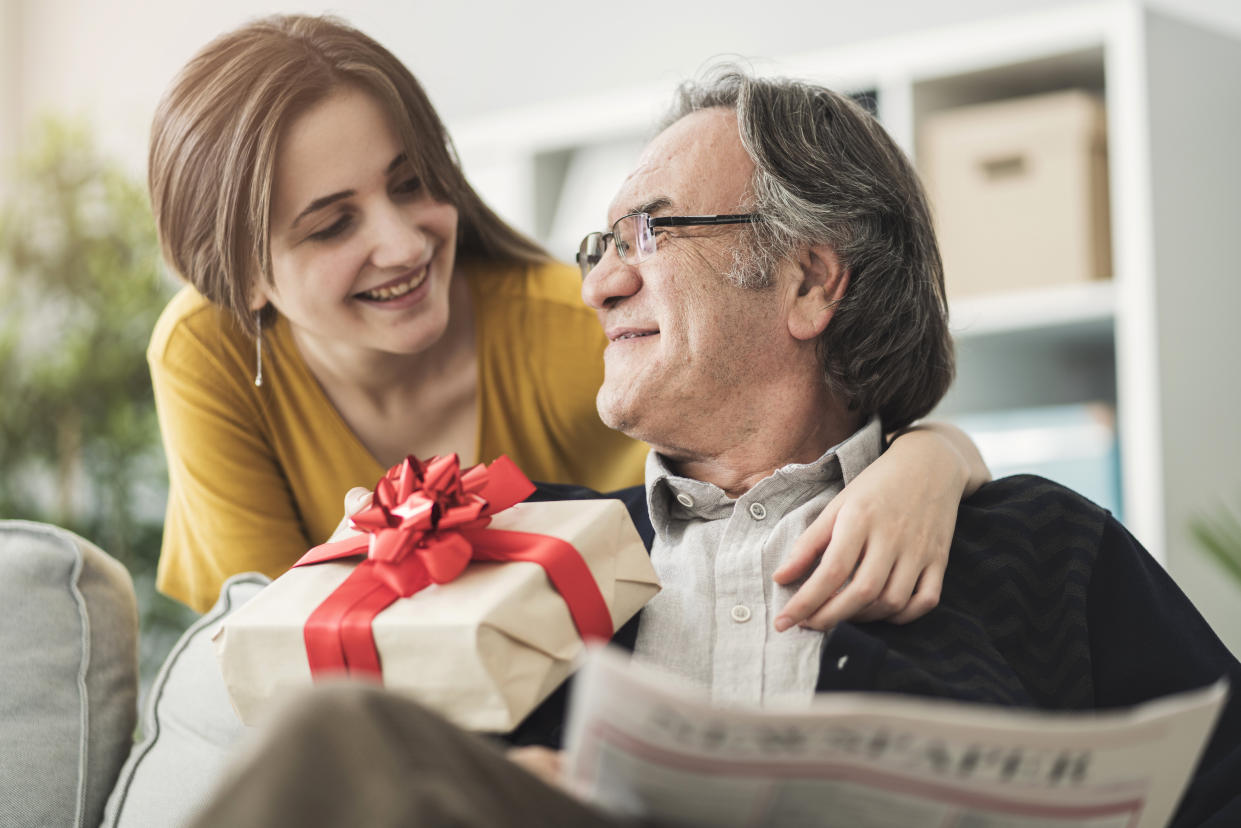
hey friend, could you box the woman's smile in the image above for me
[354,266,430,303]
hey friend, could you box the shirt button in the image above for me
[748,502,767,520]
[730,604,752,623]
[676,493,694,508]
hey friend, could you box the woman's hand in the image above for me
[773,422,990,631]
[327,487,374,542]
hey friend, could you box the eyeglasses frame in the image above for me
[576,212,759,279]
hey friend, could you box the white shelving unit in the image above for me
[450,1,1241,653]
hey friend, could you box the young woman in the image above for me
[147,14,988,617]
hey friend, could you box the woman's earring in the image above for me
[254,311,264,387]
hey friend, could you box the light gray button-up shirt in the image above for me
[633,418,883,707]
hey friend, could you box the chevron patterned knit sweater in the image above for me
[513,476,1241,825]
[813,475,1241,826]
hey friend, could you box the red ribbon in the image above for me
[293,454,614,679]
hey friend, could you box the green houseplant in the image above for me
[0,118,193,683]
[1192,502,1241,589]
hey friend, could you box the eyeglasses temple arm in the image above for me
[653,214,758,227]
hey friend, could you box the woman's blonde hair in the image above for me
[148,14,548,336]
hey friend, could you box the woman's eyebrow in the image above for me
[290,154,410,230]
[385,152,408,175]
[291,190,354,229]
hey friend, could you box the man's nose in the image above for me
[369,203,426,269]
[581,254,642,310]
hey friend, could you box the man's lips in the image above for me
[605,326,658,342]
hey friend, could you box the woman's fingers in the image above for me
[884,565,945,625]
[344,486,373,516]
[775,513,866,631]
[849,555,924,623]
[327,487,374,542]
[773,498,840,584]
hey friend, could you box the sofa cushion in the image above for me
[0,520,139,828]
[102,572,269,828]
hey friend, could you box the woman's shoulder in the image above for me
[148,284,248,371]
[465,257,588,315]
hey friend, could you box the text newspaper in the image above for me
[563,644,1226,828]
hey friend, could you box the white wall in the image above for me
[7,0,1241,177]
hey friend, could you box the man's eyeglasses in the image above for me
[576,212,759,279]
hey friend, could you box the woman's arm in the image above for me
[898,420,990,497]
[149,301,315,612]
[773,421,990,631]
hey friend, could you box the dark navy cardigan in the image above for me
[511,475,1241,827]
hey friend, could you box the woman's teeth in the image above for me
[358,269,427,301]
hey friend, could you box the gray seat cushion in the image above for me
[0,520,139,828]
[102,572,268,828]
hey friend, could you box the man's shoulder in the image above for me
[952,473,1114,570]
[964,474,1113,523]
[853,476,1122,707]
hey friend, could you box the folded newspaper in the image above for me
[563,645,1227,828]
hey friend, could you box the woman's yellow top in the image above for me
[148,259,648,612]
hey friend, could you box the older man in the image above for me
[190,69,1240,828]
[575,78,951,710]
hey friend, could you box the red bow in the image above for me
[294,454,614,678]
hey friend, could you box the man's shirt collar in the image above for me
[645,416,884,537]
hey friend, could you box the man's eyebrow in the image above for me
[633,198,673,216]
[290,153,409,230]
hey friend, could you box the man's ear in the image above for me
[788,244,849,341]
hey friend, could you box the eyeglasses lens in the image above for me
[615,213,656,265]
[578,214,660,278]
[578,233,604,279]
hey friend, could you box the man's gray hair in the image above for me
[663,66,954,431]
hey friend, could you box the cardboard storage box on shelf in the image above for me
[921,89,1111,299]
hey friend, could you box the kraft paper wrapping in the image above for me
[213,498,659,732]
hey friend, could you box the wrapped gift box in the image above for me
[214,489,659,733]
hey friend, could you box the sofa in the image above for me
[0,520,268,828]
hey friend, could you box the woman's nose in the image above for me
[369,203,427,270]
